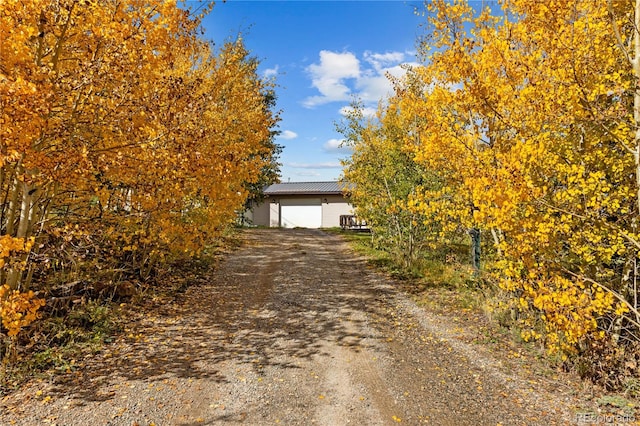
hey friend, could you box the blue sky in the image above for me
[200,1,426,182]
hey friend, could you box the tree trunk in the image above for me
[469,227,481,272]
[635,0,640,216]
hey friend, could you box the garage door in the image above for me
[280,199,322,228]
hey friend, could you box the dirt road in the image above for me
[1,229,588,425]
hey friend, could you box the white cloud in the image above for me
[364,51,406,72]
[339,105,378,119]
[295,170,321,178]
[303,51,361,107]
[280,130,298,140]
[323,138,351,152]
[356,74,394,102]
[263,65,279,78]
[385,63,414,78]
[288,161,342,169]
[303,49,417,108]
[357,63,418,102]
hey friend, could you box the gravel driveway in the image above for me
[1,229,588,425]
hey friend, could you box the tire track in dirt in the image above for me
[1,229,586,425]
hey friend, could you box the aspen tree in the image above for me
[403,0,634,353]
[0,0,279,339]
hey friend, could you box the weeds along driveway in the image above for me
[2,229,584,425]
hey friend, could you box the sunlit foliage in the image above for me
[339,98,440,268]
[344,0,640,362]
[0,0,279,340]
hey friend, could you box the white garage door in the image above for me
[280,199,322,228]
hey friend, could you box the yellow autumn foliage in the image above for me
[404,0,636,353]
[339,99,439,267]
[0,285,45,338]
[0,236,34,270]
[345,0,640,356]
[0,0,279,295]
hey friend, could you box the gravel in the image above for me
[1,229,593,425]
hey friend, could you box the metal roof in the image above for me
[264,181,352,195]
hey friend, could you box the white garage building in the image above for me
[247,181,353,228]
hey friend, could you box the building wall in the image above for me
[269,202,279,227]
[249,194,352,228]
[321,195,353,227]
[250,200,271,226]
